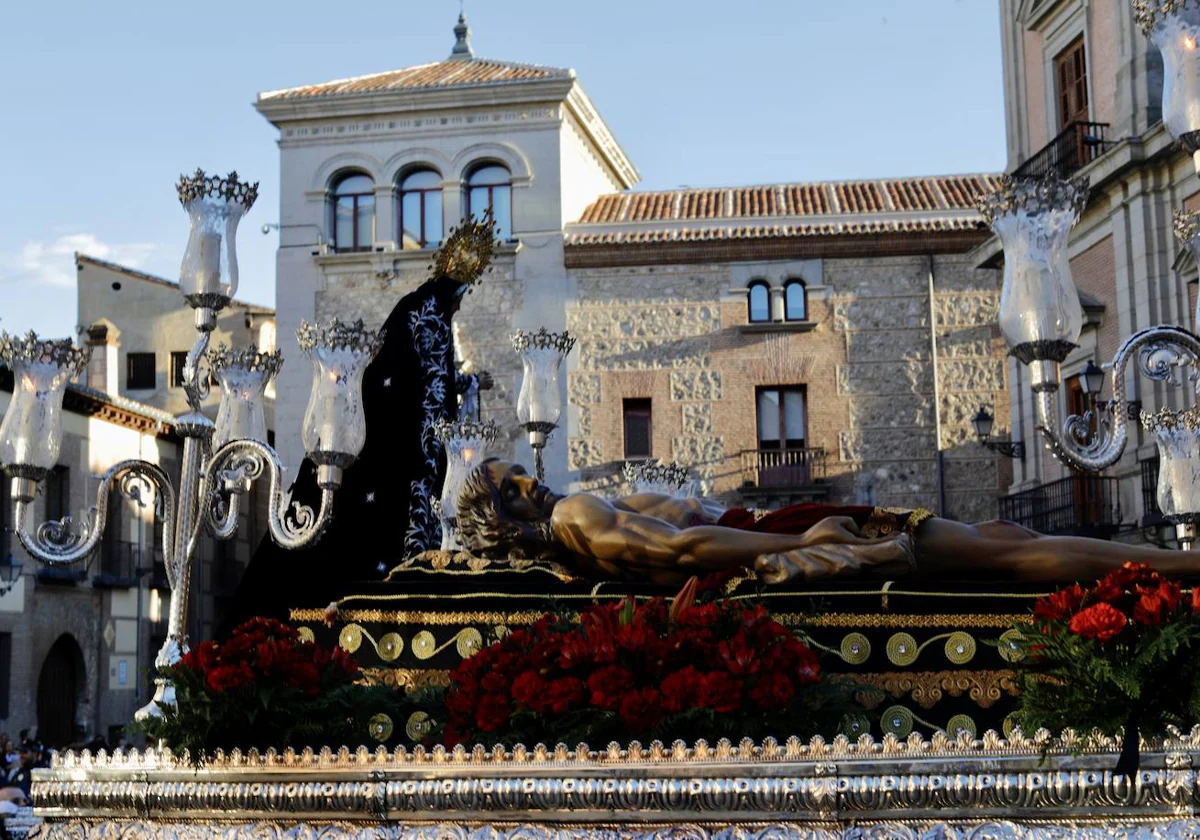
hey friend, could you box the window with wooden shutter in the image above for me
[1055,37,1089,129]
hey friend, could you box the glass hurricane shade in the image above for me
[989,192,1084,354]
[0,336,89,474]
[437,422,498,552]
[209,348,283,451]
[516,346,565,428]
[972,406,995,440]
[1147,417,1200,520]
[298,321,383,466]
[1145,5,1200,164]
[177,171,257,307]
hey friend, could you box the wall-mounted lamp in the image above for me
[972,406,1026,460]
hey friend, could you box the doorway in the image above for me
[37,635,85,748]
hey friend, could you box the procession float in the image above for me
[16,2,1200,836]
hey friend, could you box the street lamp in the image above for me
[971,406,1025,460]
[0,170,382,722]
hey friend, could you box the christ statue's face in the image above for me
[484,460,562,523]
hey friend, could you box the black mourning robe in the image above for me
[216,276,463,635]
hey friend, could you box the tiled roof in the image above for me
[259,59,573,101]
[565,217,985,247]
[574,175,1002,225]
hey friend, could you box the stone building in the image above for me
[993,0,1200,540]
[254,15,1010,521]
[0,374,178,748]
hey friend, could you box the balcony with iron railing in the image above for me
[1013,121,1112,181]
[92,540,162,589]
[739,447,830,507]
[998,475,1121,537]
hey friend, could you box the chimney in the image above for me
[84,324,117,396]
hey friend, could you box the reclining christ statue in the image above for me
[455,459,1200,585]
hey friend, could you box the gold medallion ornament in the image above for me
[367,713,394,743]
[411,630,437,660]
[943,632,976,665]
[997,628,1026,663]
[405,711,433,742]
[338,624,364,654]
[378,632,404,662]
[456,628,484,659]
[881,705,915,738]
[429,210,499,288]
[839,633,871,665]
[296,626,315,644]
[886,632,919,666]
[945,714,977,739]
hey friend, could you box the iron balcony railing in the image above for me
[1013,121,1112,180]
[740,447,827,490]
[998,475,1121,536]
[93,540,162,588]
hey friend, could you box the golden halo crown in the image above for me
[430,209,500,288]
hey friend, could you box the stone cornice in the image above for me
[564,85,639,190]
[256,78,577,127]
[564,228,992,268]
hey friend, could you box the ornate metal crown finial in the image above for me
[176,168,260,209]
[432,418,501,445]
[206,344,284,376]
[430,210,499,288]
[0,332,90,375]
[511,327,576,355]
[1174,208,1200,244]
[1132,0,1200,35]
[296,318,386,355]
[1140,404,1200,432]
[622,460,692,491]
[976,174,1089,227]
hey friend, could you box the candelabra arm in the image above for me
[182,326,213,414]
[12,460,175,569]
[192,439,335,555]
[1033,325,1200,473]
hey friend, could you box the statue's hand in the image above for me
[477,371,494,390]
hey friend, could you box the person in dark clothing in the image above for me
[217,216,498,635]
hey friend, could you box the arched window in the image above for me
[784,279,807,321]
[398,168,443,249]
[330,172,375,252]
[747,281,771,323]
[466,163,512,241]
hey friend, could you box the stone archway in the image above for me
[37,634,86,748]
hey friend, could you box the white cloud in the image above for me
[0,233,159,288]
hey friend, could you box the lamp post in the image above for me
[512,328,575,482]
[976,0,1200,547]
[0,170,381,721]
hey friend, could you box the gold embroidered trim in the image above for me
[360,667,452,692]
[848,669,1019,711]
[293,608,1033,630]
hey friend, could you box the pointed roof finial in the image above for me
[449,10,474,61]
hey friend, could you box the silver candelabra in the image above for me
[0,170,382,720]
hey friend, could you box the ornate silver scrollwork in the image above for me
[181,330,212,415]
[196,439,333,553]
[1035,324,1200,473]
[14,459,175,569]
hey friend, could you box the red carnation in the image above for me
[586,666,635,711]
[557,630,593,671]
[475,698,511,732]
[206,663,254,693]
[543,677,586,714]
[660,665,704,713]
[748,671,795,711]
[699,671,743,712]
[1033,583,1086,622]
[1069,602,1127,643]
[619,687,663,732]
[510,670,548,711]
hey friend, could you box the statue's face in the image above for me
[484,460,561,523]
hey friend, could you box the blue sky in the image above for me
[0,0,1006,338]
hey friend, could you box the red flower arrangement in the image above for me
[134,617,402,759]
[441,580,837,747]
[1006,562,1200,768]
